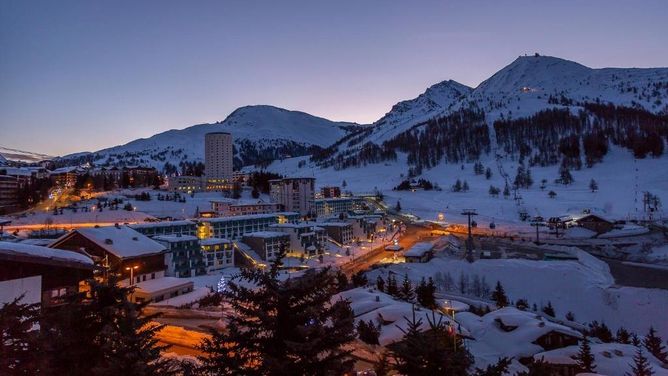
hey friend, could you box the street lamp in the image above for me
[125,265,139,285]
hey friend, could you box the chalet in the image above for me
[0,241,94,308]
[574,214,614,234]
[404,242,434,263]
[456,307,582,369]
[50,224,167,285]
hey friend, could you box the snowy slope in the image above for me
[326,55,668,162]
[368,79,472,143]
[466,54,668,120]
[61,105,364,169]
[0,146,54,163]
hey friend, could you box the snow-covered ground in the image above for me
[261,145,667,235]
[534,343,668,376]
[365,249,668,340]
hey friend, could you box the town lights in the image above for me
[125,265,139,285]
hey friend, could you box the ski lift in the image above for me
[471,220,478,228]
[489,221,496,230]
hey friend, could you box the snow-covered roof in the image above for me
[128,276,193,294]
[200,213,280,223]
[534,343,668,376]
[317,222,351,228]
[72,225,166,259]
[243,231,290,239]
[336,288,467,346]
[153,235,199,243]
[129,220,196,229]
[404,242,434,257]
[313,197,360,202]
[0,240,94,267]
[458,307,582,363]
[200,237,231,246]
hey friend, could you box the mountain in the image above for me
[368,80,472,143]
[61,105,364,170]
[58,55,668,174]
[466,54,668,119]
[314,55,668,171]
[0,146,54,164]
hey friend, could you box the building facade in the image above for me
[312,197,364,218]
[210,199,280,216]
[317,222,353,245]
[268,222,326,256]
[205,132,233,187]
[242,231,290,261]
[269,177,315,216]
[154,235,206,278]
[200,238,234,272]
[0,175,19,214]
[130,220,198,237]
[0,241,94,308]
[197,212,299,240]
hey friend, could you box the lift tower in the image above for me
[461,209,477,262]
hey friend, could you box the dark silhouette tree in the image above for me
[198,252,356,375]
[491,281,509,308]
[572,336,596,374]
[389,310,473,376]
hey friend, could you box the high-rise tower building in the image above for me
[205,132,233,191]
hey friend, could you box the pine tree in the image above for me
[542,301,555,317]
[198,252,356,375]
[643,327,667,363]
[566,311,576,321]
[351,271,368,287]
[491,281,509,308]
[485,167,492,180]
[453,179,463,192]
[617,327,632,344]
[40,278,175,376]
[548,190,557,198]
[373,351,392,376]
[474,357,511,376]
[589,178,599,192]
[626,346,655,376]
[416,277,436,309]
[0,296,41,375]
[387,274,399,297]
[462,180,470,192]
[336,270,349,291]
[376,275,385,292]
[395,200,402,212]
[400,274,415,302]
[572,336,596,373]
[389,310,473,376]
[357,320,380,345]
[503,184,511,198]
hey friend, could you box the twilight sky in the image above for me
[1,0,667,156]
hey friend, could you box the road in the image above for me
[340,222,436,276]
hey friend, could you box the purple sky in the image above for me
[1,0,667,156]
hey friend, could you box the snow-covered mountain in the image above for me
[0,146,54,164]
[465,54,668,120]
[61,105,364,169]
[58,55,668,174]
[318,55,668,168]
[368,79,472,143]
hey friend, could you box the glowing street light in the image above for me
[125,265,139,285]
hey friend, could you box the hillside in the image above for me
[314,55,668,171]
[60,105,364,170]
